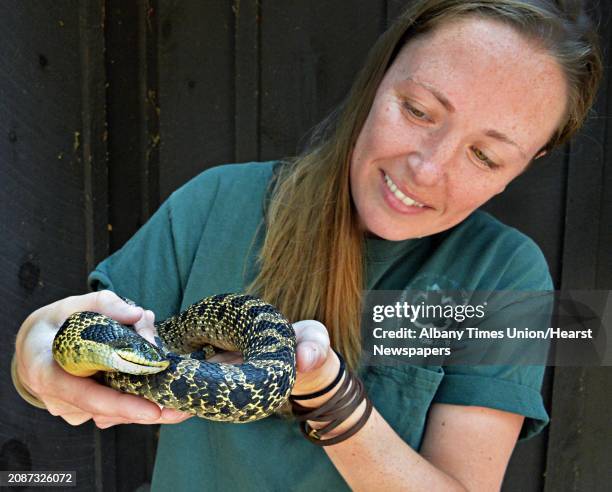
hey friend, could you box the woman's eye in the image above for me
[403,102,428,120]
[471,146,499,169]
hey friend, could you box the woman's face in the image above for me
[350,17,568,240]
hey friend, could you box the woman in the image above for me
[13,0,602,490]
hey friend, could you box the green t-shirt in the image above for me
[88,162,552,492]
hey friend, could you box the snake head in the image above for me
[53,312,170,376]
[109,334,170,375]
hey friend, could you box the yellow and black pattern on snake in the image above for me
[52,293,297,423]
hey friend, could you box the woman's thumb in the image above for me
[297,341,328,372]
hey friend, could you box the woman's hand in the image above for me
[14,290,191,429]
[289,320,340,396]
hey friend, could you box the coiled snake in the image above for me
[52,293,297,423]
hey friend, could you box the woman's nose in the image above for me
[405,132,456,187]
[406,150,447,187]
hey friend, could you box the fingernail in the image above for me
[304,346,316,368]
[136,412,155,420]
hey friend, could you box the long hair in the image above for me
[248,0,603,370]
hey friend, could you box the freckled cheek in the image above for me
[445,180,503,217]
[353,101,422,178]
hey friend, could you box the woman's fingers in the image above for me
[133,309,158,345]
[43,290,144,328]
[46,390,190,429]
[38,364,162,421]
[43,396,94,425]
[61,412,94,426]
[65,381,161,421]
[159,407,192,423]
[292,320,330,372]
[93,420,117,430]
[43,377,191,427]
[44,398,86,418]
[93,408,192,429]
[45,385,191,428]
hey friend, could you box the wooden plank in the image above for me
[501,369,552,492]
[507,163,565,492]
[544,2,612,490]
[0,1,104,490]
[545,367,612,491]
[259,1,386,159]
[77,3,113,491]
[106,0,161,251]
[234,0,260,162]
[484,151,567,284]
[157,0,235,199]
[142,0,161,219]
[598,8,612,290]
[104,2,161,491]
[80,0,110,272]
[557,109,605,286]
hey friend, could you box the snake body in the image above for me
[52,293,297,423]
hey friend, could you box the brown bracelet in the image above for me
[301,376,364,437]
[291,370,353,421]
[291,363,371,446]
[303,396,373,446]
[11,353,47,409]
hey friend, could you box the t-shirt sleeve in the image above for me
[433,365,549,440]
[87,167,221,320]
[433,236,553,441]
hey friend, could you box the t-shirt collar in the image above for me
[364,235,423,263]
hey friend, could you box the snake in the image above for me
[52,293,297,423]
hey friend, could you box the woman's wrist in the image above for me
[306,384,368,439]
[291,349,372,445]
[296,371,347,410]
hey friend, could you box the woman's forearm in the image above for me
[321,404,468,491]
[296,361,468,492]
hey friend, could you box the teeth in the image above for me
[384,174,425,208]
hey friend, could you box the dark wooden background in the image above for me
[1,1,610,491]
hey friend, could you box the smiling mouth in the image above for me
[383,173,427,208]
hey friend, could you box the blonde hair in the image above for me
[248,0,603,370]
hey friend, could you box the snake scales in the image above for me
[52,293,297,423]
